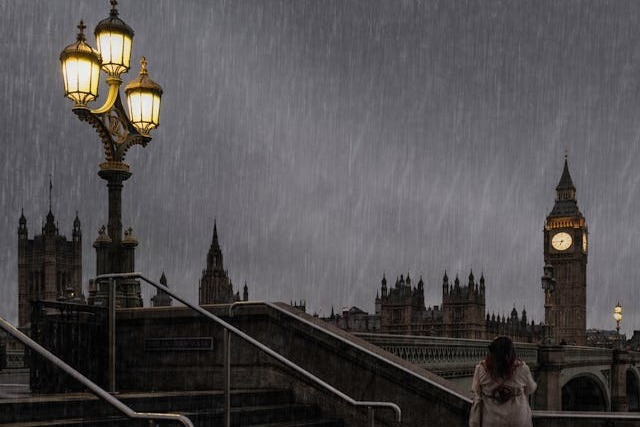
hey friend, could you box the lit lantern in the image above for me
[94,0,134,76]
[614,302,623,325]
[60,21,102,107]
[125,57,163,136]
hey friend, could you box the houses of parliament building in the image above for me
[328,271,541,343]
[329,158,587,345]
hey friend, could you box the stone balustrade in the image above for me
[357,333,537,378]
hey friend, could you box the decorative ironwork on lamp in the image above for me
[59,0,163,169]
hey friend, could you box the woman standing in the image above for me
[469,336,537,427]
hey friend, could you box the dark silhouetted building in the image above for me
[327,271,541,343]
[198,222,248,304]
[18,207,83,329]
[441,271,486,339]
[150,272,172,307]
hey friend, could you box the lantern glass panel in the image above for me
[62,55,100,105]
[126,90,161,135]
[96,30,132,75]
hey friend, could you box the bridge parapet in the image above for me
[356,333,537,379]
[357,333,640,412]
[563,346,613,367]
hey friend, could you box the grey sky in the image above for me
[1,0,640,335]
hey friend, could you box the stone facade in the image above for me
[327,271,540,343]
[330,306,380,333]
[198,222,248,304]
[376,274,435,335]
[485,307,539,342]
[441,272,485,339]
[17,208,83,329]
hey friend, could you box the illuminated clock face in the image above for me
[582,233,587,252]
[551,232,572,251]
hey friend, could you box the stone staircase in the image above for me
[0,388,344,427]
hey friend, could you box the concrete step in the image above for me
[0,389,344,427]
[185,403,327,425]
[0,389,291,423]
[0,416,344,427]
[248,419,343,427]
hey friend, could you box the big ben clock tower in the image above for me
[544,156,588,346]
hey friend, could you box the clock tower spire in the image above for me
[544,156,587,345]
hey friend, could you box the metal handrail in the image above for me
[96,272,402,427]
[0,316,193,427]
[228,301,403,426]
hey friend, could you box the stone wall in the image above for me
[115,303,473,427]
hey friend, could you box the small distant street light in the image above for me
[541,264,556,345]
[59,0,162,307]
[614,302,623,349]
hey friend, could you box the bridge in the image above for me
[357,333,640,412]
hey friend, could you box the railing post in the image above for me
[612,349,631,411]
[108,277,117,393]
[535,344,563,410]
[224,328,231,427]
[367,406,374,427]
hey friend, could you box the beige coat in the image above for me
[470,361,537,427]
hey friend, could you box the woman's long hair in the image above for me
[485,336,518,380]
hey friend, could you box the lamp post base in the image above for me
[87,167,142,308]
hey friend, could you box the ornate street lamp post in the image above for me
[541,264,556,344]
[614,302,623,349]
[60,1,162,308]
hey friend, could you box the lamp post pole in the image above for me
[541,264,556,345]
[98,168,130,271]
[614,302,623,349]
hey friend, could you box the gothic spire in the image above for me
[18,208,27,236]
[49,175,53,213]
[73,211,81,240]
[548,156,583,218]
[43,177,57,235]
[160,271,168,287]
[556,155,576,193]
[206,220,224,272]
[210,220,221,251]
